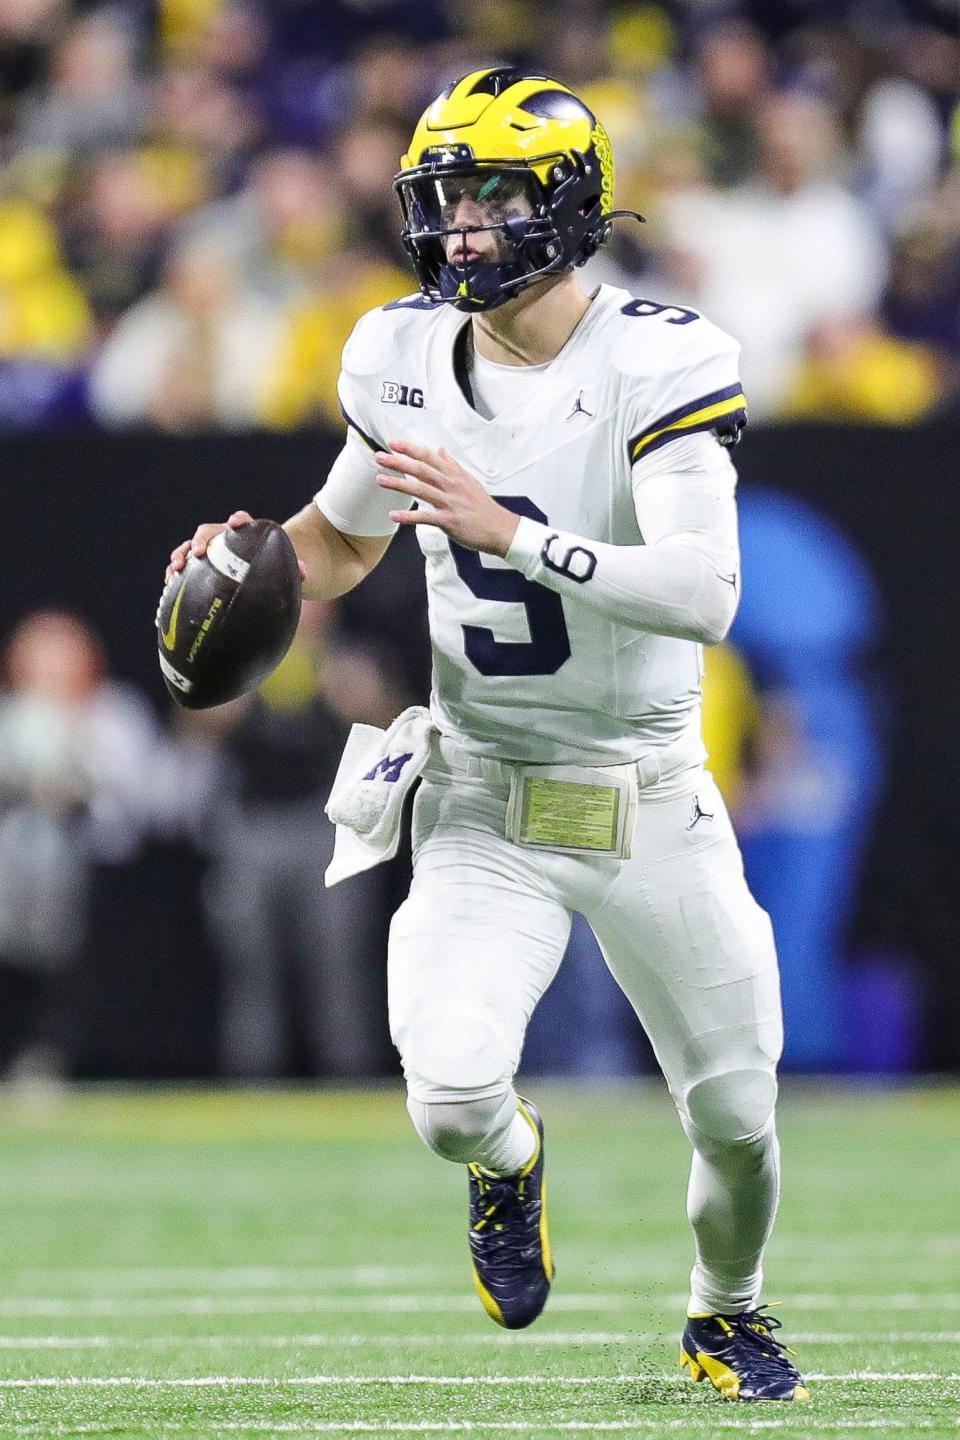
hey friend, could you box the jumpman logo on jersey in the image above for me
[566,390,594,419]
[686,795,715,830]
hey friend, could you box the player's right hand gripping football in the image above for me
[165,512,307,583]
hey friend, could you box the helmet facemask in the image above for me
[395,160,582,312]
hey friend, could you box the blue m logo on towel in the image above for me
[363,752,414,784]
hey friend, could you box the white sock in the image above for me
[685,1119,780,1316]
[475,1099,538,1176]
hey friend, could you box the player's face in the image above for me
[443,193,500,263]
[400,171,536,264]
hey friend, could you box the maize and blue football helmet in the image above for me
[394,68,642,312]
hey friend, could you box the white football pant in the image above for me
[389,757,784,1316]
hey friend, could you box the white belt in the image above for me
[424,730,691,792]
[424,731,697,860]
[325,713,698,883]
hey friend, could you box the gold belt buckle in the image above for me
[505,764,636,858]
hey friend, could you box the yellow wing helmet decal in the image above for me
[400,70,597,186]
[590,121,615,216]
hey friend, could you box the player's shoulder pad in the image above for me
[609,296,741,382]
[610,297,747,464]
[342,294,444,377]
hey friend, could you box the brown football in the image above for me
[156,520,302,709]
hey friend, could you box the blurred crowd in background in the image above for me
[0,599,414,1081]
[1,0,956,1083]
[0,482,904,1082]
[0,0,956,429]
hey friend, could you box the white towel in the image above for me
[324,706,434,887]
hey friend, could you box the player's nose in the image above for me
[452,196,484,230]
[447,200,487,262]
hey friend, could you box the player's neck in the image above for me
[470,272,593,367]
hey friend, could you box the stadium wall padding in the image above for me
[3,422,958,1073]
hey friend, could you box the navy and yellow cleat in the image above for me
[680,1306,810,1402]
[468,1097,554,1329]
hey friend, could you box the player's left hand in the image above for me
[376,440,520,556]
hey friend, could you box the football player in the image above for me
[168,68,808,1403]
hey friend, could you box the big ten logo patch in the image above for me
[381,382,425,407]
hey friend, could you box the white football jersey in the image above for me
[316,283,746,766]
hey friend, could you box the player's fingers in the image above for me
[382,441,451,482]
[166,539,194,577]
[190,521,228,557]
[375,450,446,487]
[436,446,465,474]
[227,511,253,528]
[377,472,441,503]
[389,507,441,527]
[297,560,308,582]
[385,437,439,463]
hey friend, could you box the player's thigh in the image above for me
[588,772,783,1115]
[389,778,571,1100]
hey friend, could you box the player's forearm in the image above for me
[283,503,386,600]
[504,517,739,645]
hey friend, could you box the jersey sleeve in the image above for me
[314,431,406,537]
[503,428,741,647]
[337,366,387,457]
[314,310,415,537]
[618,313,748,468]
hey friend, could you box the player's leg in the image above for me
[388,773,571,1326]
[389,776,570,1166]
[586,770,805,1399]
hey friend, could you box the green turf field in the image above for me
[0,1084,955,1439]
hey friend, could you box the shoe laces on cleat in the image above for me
[726,1306,802,1380]
[469,1172,542,1272]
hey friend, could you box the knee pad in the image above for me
[396,1007,509,1098]
[407,1088,514,1164]
[683,1068,778,1148]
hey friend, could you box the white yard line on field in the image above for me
[0,1292,958,1318]
[9,1244,960,1290]
[0,1297,576,1317]
[8,1237,957,1285]
[0,1372,955,1388]
[5,1267,454,1291]
[789,1295,960,1311]
[0,1330,957,1350]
